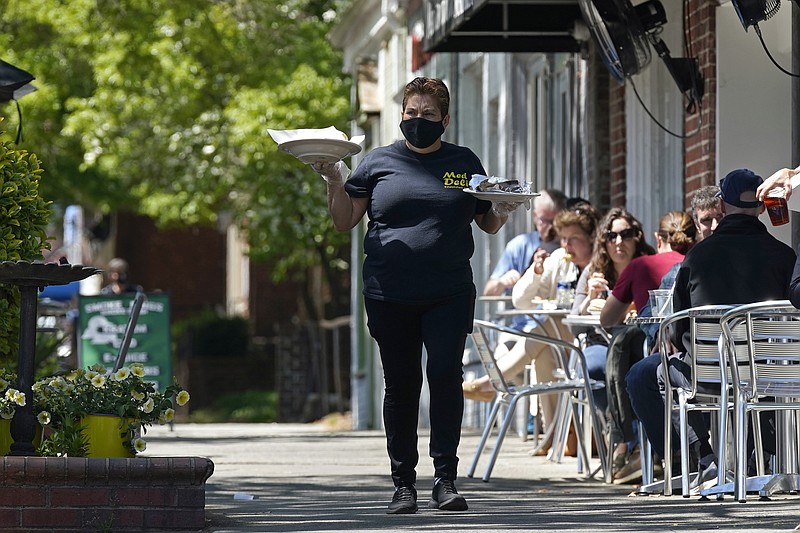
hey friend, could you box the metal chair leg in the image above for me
[467,396,505,478]
[482,394,523,482]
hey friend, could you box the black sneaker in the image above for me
[429,478,468,511]
[387,486,417,514]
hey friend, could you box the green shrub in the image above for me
[188,390,277,423]
[0,136,52,366]
[173,311,249,357]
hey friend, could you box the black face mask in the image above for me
[400,117,445,149]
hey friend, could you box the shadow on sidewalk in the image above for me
[202,473,800,532]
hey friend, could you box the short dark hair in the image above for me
[402,77,450,117]
[690,185,721,215]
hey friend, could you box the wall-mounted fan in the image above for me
[731,0,800,78]
[578,0,704,113]
[732,0,781,30]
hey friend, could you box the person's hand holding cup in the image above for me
[764,186,790,226]
[587,272,609,300]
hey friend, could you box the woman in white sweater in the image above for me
[463,203,599,444]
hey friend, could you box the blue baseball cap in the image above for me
[716,168,763,208]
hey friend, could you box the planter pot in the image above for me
[80,414,136,458]
[0,418,43,455]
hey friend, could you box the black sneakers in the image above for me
[429,478,468,511]
[387,486,417,514]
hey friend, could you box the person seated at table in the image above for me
[639,186,722,347]
[627,168,796,486]
[482,189,567,298]
[568,208,655,479]
[598,210,697,483]
[468,189,567,406]
[464,204,599,450]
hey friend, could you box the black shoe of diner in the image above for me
[428,478,468,511]
[387,485,417,514]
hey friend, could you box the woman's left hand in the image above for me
[491,201,522,218]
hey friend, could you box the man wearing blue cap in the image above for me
[626,168,796,488]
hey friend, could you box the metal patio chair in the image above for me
[659,304,737,497]
[466,319,608,482]
[709,300,800,502]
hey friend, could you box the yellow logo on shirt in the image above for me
[443,172,468,188]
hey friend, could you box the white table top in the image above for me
[495,307,570,317]
[562,314,602,327]
[478,295,513,302]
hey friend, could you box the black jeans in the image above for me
[628,352,777,462]
[364,292,474,488]
[605,325,646,445]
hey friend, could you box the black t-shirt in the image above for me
[345,140,490,304]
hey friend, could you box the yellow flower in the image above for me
[175,391,190,406]
[130,364,145,378]
[131,390,146,401]
[133,437,147,453]
[85,370,98,381]
[37,411,51,426]
[163,408,175,423]
[113,368,131,381]
[0,378,7,389]
[91,375,106,388]
[0,410,13,420]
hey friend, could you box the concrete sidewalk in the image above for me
[144,423,800,532]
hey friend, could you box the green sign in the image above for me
[77,293,172,392]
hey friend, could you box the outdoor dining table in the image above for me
[562,313,613,343]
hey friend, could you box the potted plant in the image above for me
[33,363,190,457]
[0,370,26,454]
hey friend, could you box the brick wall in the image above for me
[585,48,612,212]
[608,80,627,207]
[0,456,214,532]
[114,212,226,324]
[683,0,718,203]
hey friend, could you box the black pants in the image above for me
[364,292,474,488]
[606,325,646,445]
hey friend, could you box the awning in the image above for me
[423,0,584,53]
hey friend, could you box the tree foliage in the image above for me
[0,0,353,317]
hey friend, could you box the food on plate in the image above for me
[469,174,525,193]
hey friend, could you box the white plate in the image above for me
[462,189,540,202]
[278,138,362,164]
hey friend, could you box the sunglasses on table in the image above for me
[605,228,637,242]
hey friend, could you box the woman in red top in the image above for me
[600,210,697,326]
[598,210,697,483]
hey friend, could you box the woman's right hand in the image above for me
[587,273,609,300]
[311,160,350,186]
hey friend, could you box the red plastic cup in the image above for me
[764,188,790,226]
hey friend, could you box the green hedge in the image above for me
[0,137,52,365]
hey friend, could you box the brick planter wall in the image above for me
[0,456,214,532]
